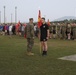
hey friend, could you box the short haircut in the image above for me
[29,18,33,21]
[42,17,45,20]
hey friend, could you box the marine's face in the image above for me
[68,24,71,27]
[30,20,33,23]
[74,23,76,26]
[41,19,45,23]
[71,23,73,26]
[58,23,60,26]
[73,23,76,26]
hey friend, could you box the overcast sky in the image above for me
[0,0,76,23]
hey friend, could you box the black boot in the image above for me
[45,51,47,55]
[42,51,45,56]
[42,51,47,56]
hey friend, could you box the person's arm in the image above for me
[70,26,71,33]
[24,26,27,38]
[47,25,50,39]
[38,28,40,40]
[30,25,34,38]
[47,29,49,37]
[24,26,27,35]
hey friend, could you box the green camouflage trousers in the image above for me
[73,30,76,39]
[62,31,66,39]
[27,38,34,52]
[57,30,61,38]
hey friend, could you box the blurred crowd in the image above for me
[0,23,26,37]
[49,23,76,40]
[0,22,76,40]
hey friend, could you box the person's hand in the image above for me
[32,37,34,39]
[38,34,40,40]
[46,37,49,40]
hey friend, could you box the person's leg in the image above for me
[23,31,24,37]
[63,31,65,39]
[41,42,44,50]
[2,31,4,36]
[41,41,45,55]
[49,33,52,39]
[29,38,34,55]
[58,31,60,39]
[9,31,12,38]
[30,38,34,51]
[21,31,24,37]
[75,30,76,40]
[27,38,31,52]
[43,41,48,55]
[53,34,55,39]
[73,31,75,40]
[68,33,70,40]
[64,31,66,39]
[27,38,34,55]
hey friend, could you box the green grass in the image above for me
[0,35,76,75]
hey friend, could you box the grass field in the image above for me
[0,35,76,75]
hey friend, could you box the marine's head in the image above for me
[41,17,45,24]
[29,18,33,23]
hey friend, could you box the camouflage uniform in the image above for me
[57,24,61,39]
[49,24,53,38]
[71,24,74,40]
[61,23,66,39]
[25,23,34,52]
[66,24,71,40]
[73,24,76,39]
[52,24,56,39]
[67,26,71,33]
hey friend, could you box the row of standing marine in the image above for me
[49,23,76,40]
